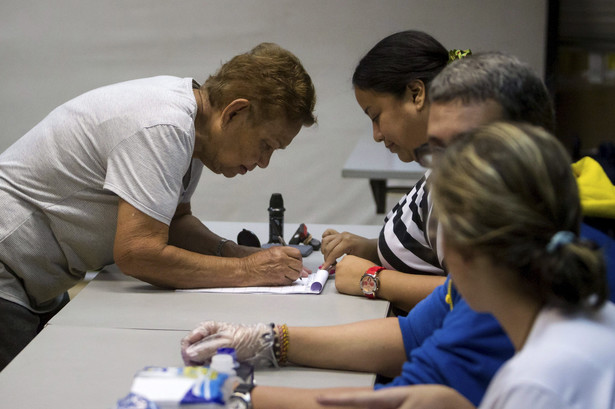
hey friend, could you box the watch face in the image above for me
[360,275,378,294]
[227,397,249,409]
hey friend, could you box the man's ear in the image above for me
[406,80,426,110]
[221,99,250,128]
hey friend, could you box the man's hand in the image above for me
[240,246,307,286]
[181,321,276,368]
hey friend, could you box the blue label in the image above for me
[180,372,229,405]
[116,393,159,409]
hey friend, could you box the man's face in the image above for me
[426,99,504,150]
[218,118,301,178]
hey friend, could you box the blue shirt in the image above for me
[580,223,615,302]
[376,277,514,406]
[373,225,613,406]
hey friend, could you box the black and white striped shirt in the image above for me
[377,171,446,276]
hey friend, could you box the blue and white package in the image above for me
[126,366,230,408]
[180,370,229,405]
[115,392,160,409]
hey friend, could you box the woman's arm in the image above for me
[377,272,446,312]
[316,385,475,409]
[333,255,446,313]
[252,386,372,409]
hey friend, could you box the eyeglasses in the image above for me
[413,142,445,168]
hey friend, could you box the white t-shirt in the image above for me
[480,303,615,409]
[0,76,203,312]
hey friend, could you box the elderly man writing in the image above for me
[0,42,316,370]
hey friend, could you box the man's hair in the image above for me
[203,43,316,126]
[429,52,555,132]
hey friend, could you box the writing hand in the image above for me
[242,246,305,285]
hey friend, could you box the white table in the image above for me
[342,137,426,213]
[0,221,388,409]
[0,325,373,409]
[49,222,388,330]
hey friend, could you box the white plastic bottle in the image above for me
[210,350,242,404]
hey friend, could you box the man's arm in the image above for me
[113,199,303,288]
[168,202,260,258]
[287,317,406,378]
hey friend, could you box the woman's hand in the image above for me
[316,385,475,409]
[334,255,377,296]
[321,229,378,270]
[181,321,277,367]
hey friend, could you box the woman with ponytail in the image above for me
[317,122,615,409]
[320,30,474,312]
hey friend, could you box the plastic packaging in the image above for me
[209,351,241,403]
[115,350,248,409]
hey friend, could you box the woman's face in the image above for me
[354,87,429,163]
[442,233,496,313]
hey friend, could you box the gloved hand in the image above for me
[181,321,277,368]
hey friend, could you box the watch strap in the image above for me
[361,266,385,299]
[230,383,255,409]
[234,383,256,394]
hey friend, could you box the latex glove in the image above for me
[181,321,276,368]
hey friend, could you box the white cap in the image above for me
[210,353,236,375]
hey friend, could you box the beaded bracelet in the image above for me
[277,324,289,365]
[271,323,289,365]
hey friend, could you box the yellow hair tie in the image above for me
[448,49,472,64]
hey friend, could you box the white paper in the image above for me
[177,269,330,295]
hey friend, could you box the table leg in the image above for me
[369,179,387,214]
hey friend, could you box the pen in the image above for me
[273,223,287,246]
[271,223,299,282]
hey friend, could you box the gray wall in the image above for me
[0,0,547,227]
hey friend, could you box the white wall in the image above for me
[0,0,547,227]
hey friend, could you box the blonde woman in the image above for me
[317,122,615,409]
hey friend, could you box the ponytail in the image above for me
[537,238,608,309]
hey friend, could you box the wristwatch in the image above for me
[227,383,255,409]
[360,266,385,299]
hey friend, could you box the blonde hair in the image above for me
[431,122,607,309]
[203,43,316,126]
